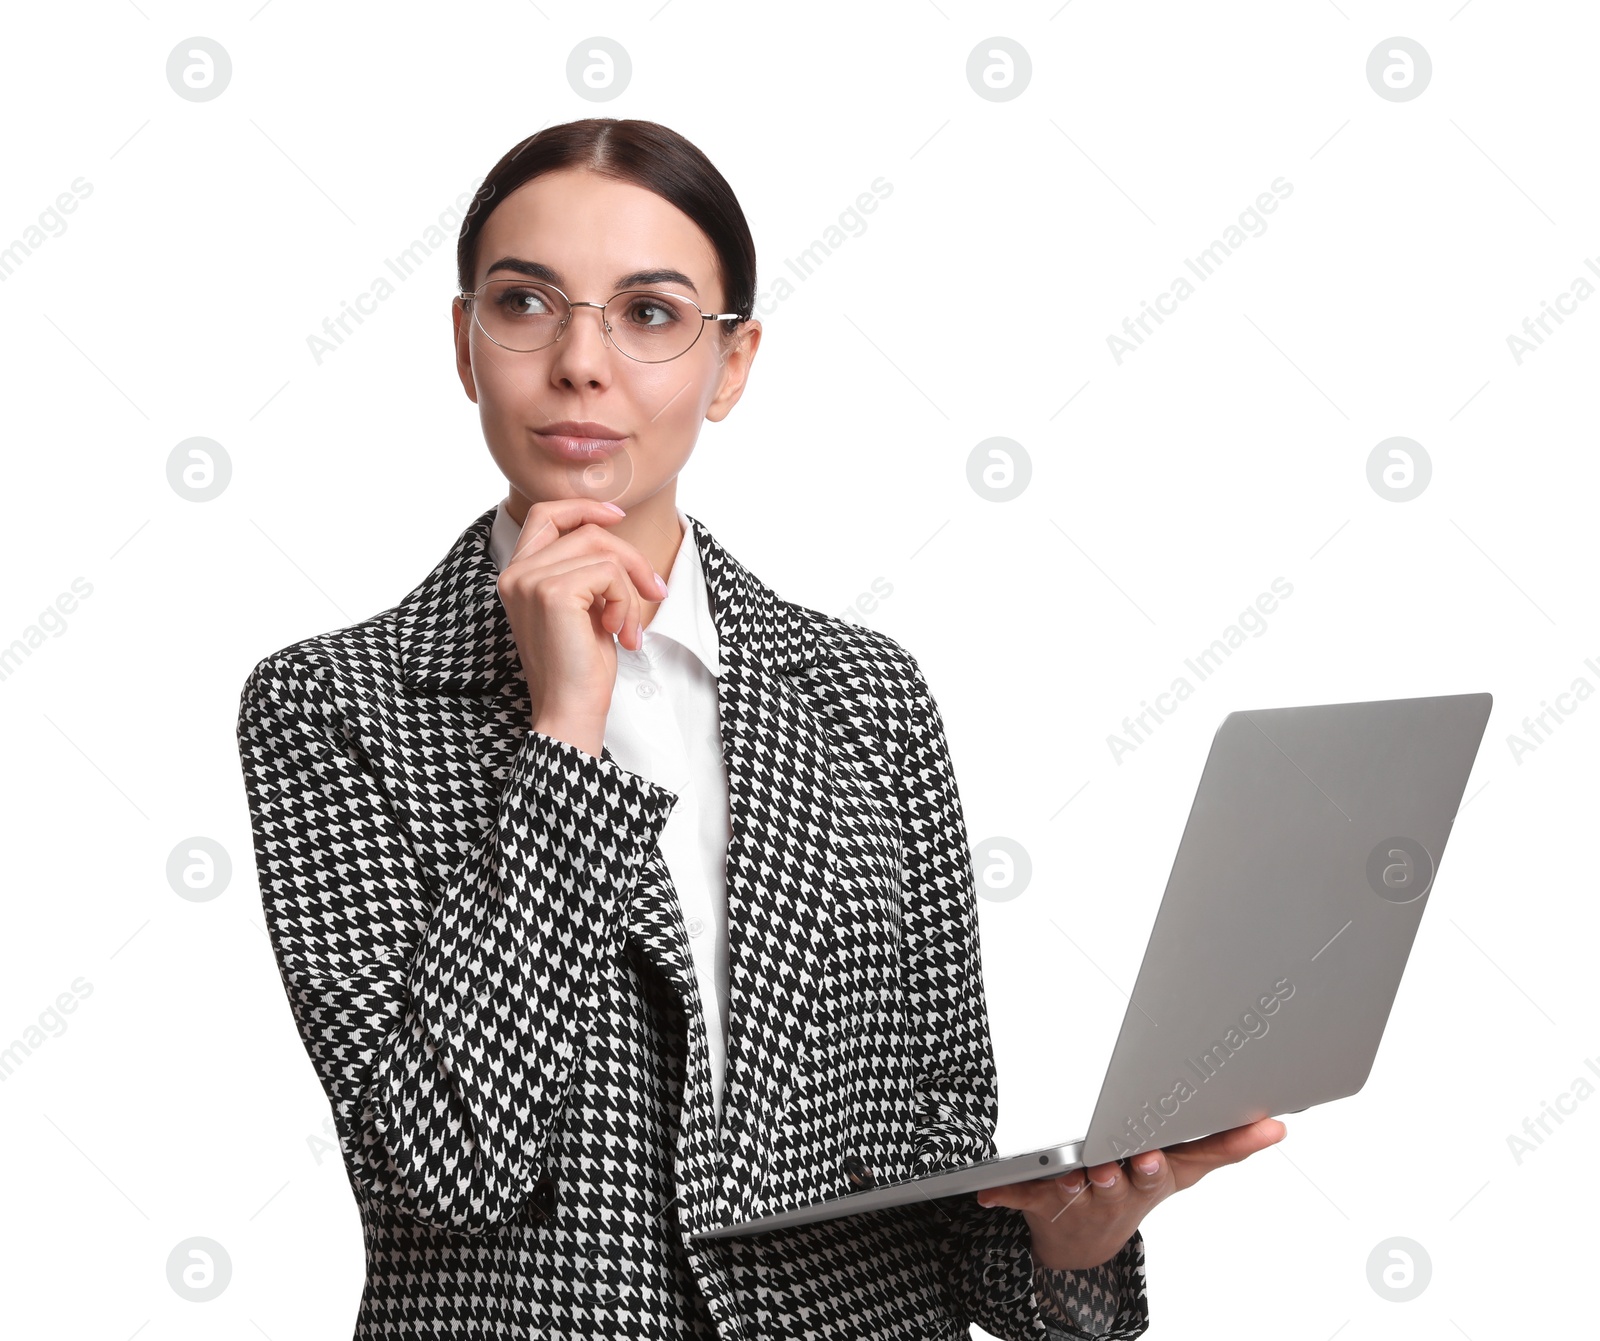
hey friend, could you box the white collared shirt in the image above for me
[489,499,732,1125]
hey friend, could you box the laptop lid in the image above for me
[1078,692,1492,1166]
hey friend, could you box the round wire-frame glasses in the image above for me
[457,278,744,364]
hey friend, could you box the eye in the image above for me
[623,295,684,327]
[496,285,555,316]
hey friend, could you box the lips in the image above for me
[531,419,629,461]
[538,420,625,439]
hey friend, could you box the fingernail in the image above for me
[603,501,626,514]
[1090,1171,1118,1188]
[654,571,668,594]
[1136,1156,1159,1175]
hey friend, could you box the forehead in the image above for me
[474,168,720,294]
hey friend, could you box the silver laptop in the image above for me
[693,692,1493,1239]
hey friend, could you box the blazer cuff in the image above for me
[933,1196,1149,1341]
[1031,1230,1149,1339]
[407,724,680,1026]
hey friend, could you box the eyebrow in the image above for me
[484,256,700,296]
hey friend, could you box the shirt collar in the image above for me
[397,502,820,695]
[489,499,723,677]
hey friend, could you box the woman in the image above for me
[236,118,1284,1340]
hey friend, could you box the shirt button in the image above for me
[686,916,704,937]
[636,680,657,699]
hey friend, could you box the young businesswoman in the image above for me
[237,119,1283,1340]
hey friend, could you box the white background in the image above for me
[1,2,1593,1337]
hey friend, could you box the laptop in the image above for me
[692,692,1493,1239]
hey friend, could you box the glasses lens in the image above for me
[475,280,567,351]
[605,291,701,362]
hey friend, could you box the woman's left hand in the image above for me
[974,1116,1288,1270]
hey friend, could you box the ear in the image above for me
[705,319,762,424]
[452,297,478,404]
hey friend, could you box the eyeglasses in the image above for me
[457,279,743,363]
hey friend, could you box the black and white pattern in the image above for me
[236,503,1149,1339]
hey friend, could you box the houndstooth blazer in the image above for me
[236,502,1149,1340]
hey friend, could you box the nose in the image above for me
[548,300,615,384]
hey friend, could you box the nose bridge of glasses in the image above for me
[561,298,614,348]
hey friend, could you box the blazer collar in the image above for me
[396,503,819,693]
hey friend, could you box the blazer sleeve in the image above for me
[892,655,1150,1340]
[236,649,680,1233]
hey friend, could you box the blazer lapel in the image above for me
[689,515,839,1224]
[394,504,839,1228]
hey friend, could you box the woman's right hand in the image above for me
[497,497,670,755]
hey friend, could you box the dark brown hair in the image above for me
[456,119,757,333]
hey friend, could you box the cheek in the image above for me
[633,356,720,428]
[471,354,540,419]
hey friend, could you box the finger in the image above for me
[508,500,669,602]
[511,515,669,613]
[1083,1160,1130,1206]
[997,1181,1093,1230]
[1044,1171,1093,1221]
[525,546,656,648]
[508,498,626,565]
[521,552,644,650]
[542,558,645,650]
[974,1182,1040,1212]
[594,565,644,651]
[1127,1149,1167,1194]
[586,589,642,652]
[975,1175,1074,1214]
